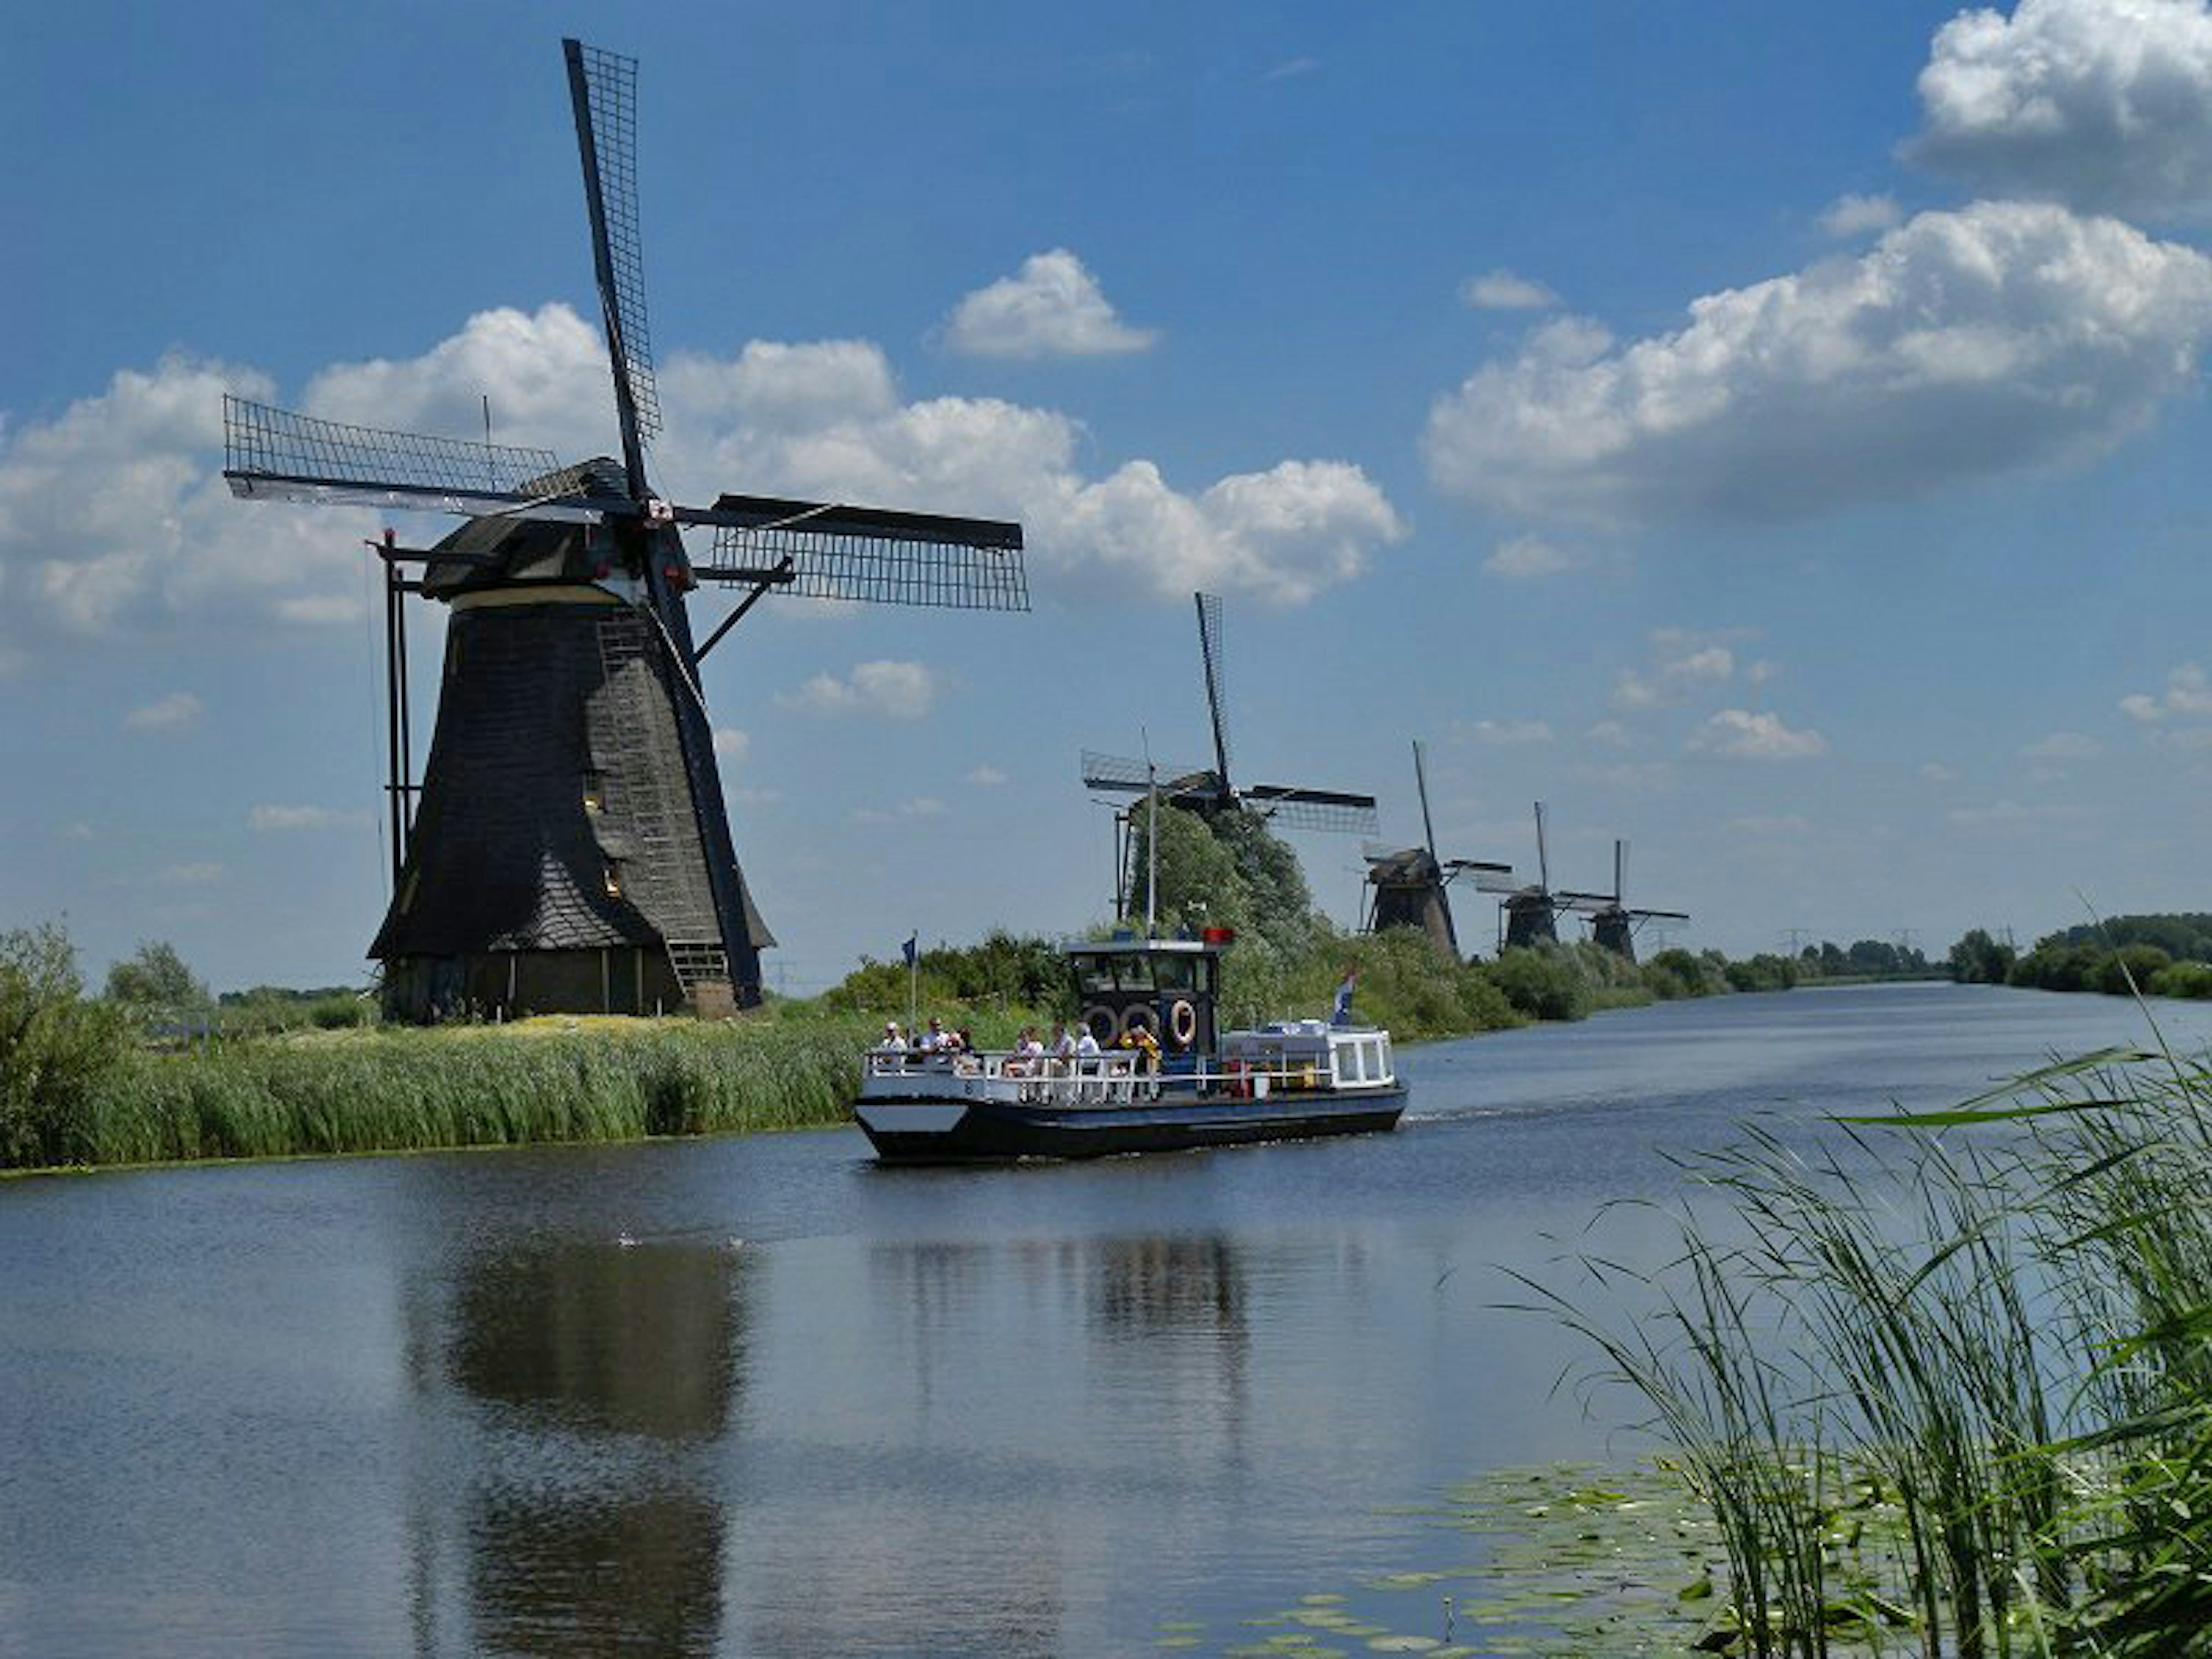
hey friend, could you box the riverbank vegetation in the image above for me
[1950,912,2212,1001]
[1535,1028,2212,1655]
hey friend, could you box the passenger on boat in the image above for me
[1075,1024,1103,1059]
[1119,1023,1162,1097]
[876,1021,906,1052]
[1003,1026,1041,1077]
[919,1016,948,1052]
[1331,967,1359,1027]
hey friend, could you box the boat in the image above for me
[852,932,1407,1162]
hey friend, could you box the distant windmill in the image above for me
[1361,740,1513,957]
[223,39,1027,1021]
[1498,802,1613,949]
[1581,839,1690,962]
[1081,592,1378,912]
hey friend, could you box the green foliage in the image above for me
[1945,927,2017,986]
[1488,945,1595,1022]
[0,923,132,1168]
[1126,804,1251,939]
[1723,952,1800,993]
[103,939,210,1009]
[819,929,1066,1024]
[1642,948,1730,1001]
[2151,960,2212,999]
[216,986,377,1035]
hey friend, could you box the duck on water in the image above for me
[851,931,1407,1163]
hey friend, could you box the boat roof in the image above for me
[1059,934,1222,957]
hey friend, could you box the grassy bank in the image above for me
[1533,1017,2212,1656]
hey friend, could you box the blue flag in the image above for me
[902,934,918,968]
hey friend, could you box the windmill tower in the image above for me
[1081,593,1378,913]
[224,39,1027,1021]
[1498,802,1613,949]
[1361,741,1513,957]
[1581,840,1690,962]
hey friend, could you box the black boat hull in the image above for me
[854,1086,1408,1164]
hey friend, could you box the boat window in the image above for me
[1338,1043,1364,1084]
[1118,956,1156,994]
[1154,955,1195,991]
[1074,956,1118,997]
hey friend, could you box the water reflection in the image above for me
[404,1236,750,1658]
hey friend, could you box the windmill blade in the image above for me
[565,39,661,491]
[702,496,1028,611]
[1243,784,1379,836]
[1079,751,1220,798]
[1413,738,1439,863]
[1195,592,1233,790]
[1628,907,1691,923]
[1533,801,1550,893]
[221,396,606,523]
[1440,858,1513,886]
[1555,892,1615,916]
[1614,838,1628,904]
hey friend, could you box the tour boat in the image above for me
[852,933,1408,1162]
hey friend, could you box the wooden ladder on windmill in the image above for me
[596,613,736,1016]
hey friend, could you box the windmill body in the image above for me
[1362,741,1511,958]
[1497,802,1609,951]
[225,41,1026,1020]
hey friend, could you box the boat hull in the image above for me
[854,1086,1407,1164]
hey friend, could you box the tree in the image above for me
[2,923,131,1167]
[1946,929,2017,985]
[104,940,210,1009]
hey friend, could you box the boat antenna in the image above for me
[1142,725,1158,941]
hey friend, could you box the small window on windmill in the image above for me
[603,863,623,900]
[582,768,607,815]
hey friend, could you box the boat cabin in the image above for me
[1063,933,1224,1065]
[1219,1020,1396,1095]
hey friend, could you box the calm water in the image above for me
[4,984,2207,1657]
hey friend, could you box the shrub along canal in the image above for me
[5,983,2207,1656]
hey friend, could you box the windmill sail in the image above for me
[1364,740,1512,956]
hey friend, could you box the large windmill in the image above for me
[1081,593,1378,914]
[1497,802,1615,949]
[223,39,1027,1021]
[1361,741,1513,957]
[1581,840,1690,962]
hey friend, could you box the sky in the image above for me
[7,0,2212,994]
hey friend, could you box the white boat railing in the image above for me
[861,1048,1394,1104]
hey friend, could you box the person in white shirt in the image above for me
[1075,1025,1103,1059]
[876,1022,906,1052]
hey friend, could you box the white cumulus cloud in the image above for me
[123,691,204,732]
[1482,533,1574,579]
[779,660,941,720]
[1423,202,2212,528]
[248,804,372,832]
[1690,709,1828,760]
[1461,268,1560,310]
[1818,192,1904,237]
[1908,0,2212,221]
[941,249,1160,359]
[1464,719,1554,745]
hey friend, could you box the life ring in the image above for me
[1168,997,1199,1049]
[1120,1004,1159,1041]
[1082,1004,1119,1044]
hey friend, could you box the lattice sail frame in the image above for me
[222,396,597,511]
[707,515,1029,611]
[569,41,662,449]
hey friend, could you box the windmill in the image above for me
[1081,592,1378,914]
[1580,840,1690,962]
[1497,802,1613,949]
[222,39,1027,1021]
[1361,741,1513,957]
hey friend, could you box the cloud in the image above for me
[1918,760,1958,783]
[1263,56,1319,81]
[1817,192,1904,237]
[1482,533,1574,579]
[1613,635,1742,709]
[779,660,940,719]
[1727,813,1814,837]
[1946,797,2096,830]
[156,861,224,887]
[1461,268,1560,310]
[941,249,1160,359]
[712,726,749,761]
[1463,719,1554,746]
[1586,719,1631,749]
[2121,662,2212,721]
[122,691,203,732]
[2021,729,2100,760]
[855,796,948,824]
[1689,709,1828,760]
[248,804,372,832]
[1423,202,2212,528]
[966,764,1008,785]
[1907,0,2212,221]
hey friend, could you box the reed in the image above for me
[1529,1022,2212,1656]
[41,1016,870,1169]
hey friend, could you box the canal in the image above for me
[4,983,2205,1656]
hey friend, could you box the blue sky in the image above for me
[7,0,2212,994]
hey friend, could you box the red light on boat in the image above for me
[1201,926,1236,944]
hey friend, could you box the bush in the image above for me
[1488,945,1594,1022]
[1642,948,1728,1001]
[2151,960,2212,999]
[1,923,133,1168]
[2100,944,2173,998]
